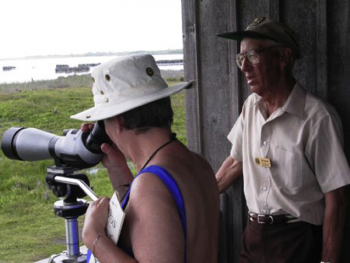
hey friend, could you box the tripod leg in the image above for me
[65,218,80,256]
[52,217,87,262]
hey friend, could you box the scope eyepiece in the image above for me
[85,121,113,154]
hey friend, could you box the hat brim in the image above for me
[71,81,193,122]
[216,31,275,42]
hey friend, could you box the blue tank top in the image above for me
[120,165,188,262]
[87,165,188,262]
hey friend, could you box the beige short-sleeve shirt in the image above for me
[228,83,350,225]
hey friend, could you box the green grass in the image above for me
[0,75,186,262]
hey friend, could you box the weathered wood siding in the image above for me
[181,0,350,262]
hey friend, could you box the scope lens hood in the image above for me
[1,127,26,160]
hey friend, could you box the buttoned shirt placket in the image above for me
[257,101,285,215]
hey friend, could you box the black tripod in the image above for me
[44,166,98,263]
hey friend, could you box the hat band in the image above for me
[94,84,168,106]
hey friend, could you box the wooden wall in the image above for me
[181,0,350,261]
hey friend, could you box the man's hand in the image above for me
[322,186,349,263]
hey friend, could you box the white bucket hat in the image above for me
[71,53,192,121]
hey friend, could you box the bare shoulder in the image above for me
[166,150,219,263]
[191,150,215,170]
[164,144,215,174]
[125,172,185,262]
[128,171,176,209]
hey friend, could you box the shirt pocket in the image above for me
[272,146,303,194]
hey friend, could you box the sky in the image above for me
[0,0,183,59]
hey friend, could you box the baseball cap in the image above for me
[216,17,300,58]
[71,53,192,122]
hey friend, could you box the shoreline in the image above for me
[161,69,184,79]
[0,70,184,94]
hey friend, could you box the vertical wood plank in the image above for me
[182,0,202,154]
[327,1,350,261]
[268,0,280,20]
[227,3,247,262]
[316,0,328,99]
[219,193,229,263]
[228,0,243,124]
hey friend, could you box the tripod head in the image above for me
[46,166,98,203]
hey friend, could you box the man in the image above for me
[216,17,350,263]
[71,53,219,263]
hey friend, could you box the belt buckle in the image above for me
[257,214,274,224]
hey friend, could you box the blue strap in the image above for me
[86,249,92,262]
[122,165,187,262]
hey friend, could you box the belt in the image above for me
[249,212,300,225]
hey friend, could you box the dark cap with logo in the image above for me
[217,17,300,59]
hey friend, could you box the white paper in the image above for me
[106,192,126,244]
[88,192,125,263]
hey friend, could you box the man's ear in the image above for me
[280,47,293,66]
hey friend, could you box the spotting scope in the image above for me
[1,121,112,169]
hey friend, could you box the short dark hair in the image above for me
[120,97,174,132]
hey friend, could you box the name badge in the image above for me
[255,157,272,168]
[106,192,126,244]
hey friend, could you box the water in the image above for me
[0,54,183,84]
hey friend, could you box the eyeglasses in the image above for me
[235,45,281,68]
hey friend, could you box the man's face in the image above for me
[239,38,282,96]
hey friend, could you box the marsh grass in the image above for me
[0,76,186,262]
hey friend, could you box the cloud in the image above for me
[0,0,183,59]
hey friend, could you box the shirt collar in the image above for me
[252,82,306,119]
[282,82,306,119]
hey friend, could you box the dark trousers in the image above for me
[240,220,322,263]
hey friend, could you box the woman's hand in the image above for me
[80,123,126,172]
[80,123,133,190]
[83,198,137,263]
[80,123,95,133]
[82,197,109,249]
[100,143,127,172]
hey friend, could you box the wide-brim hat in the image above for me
[216,17,300,59]
[71,53,192,121]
